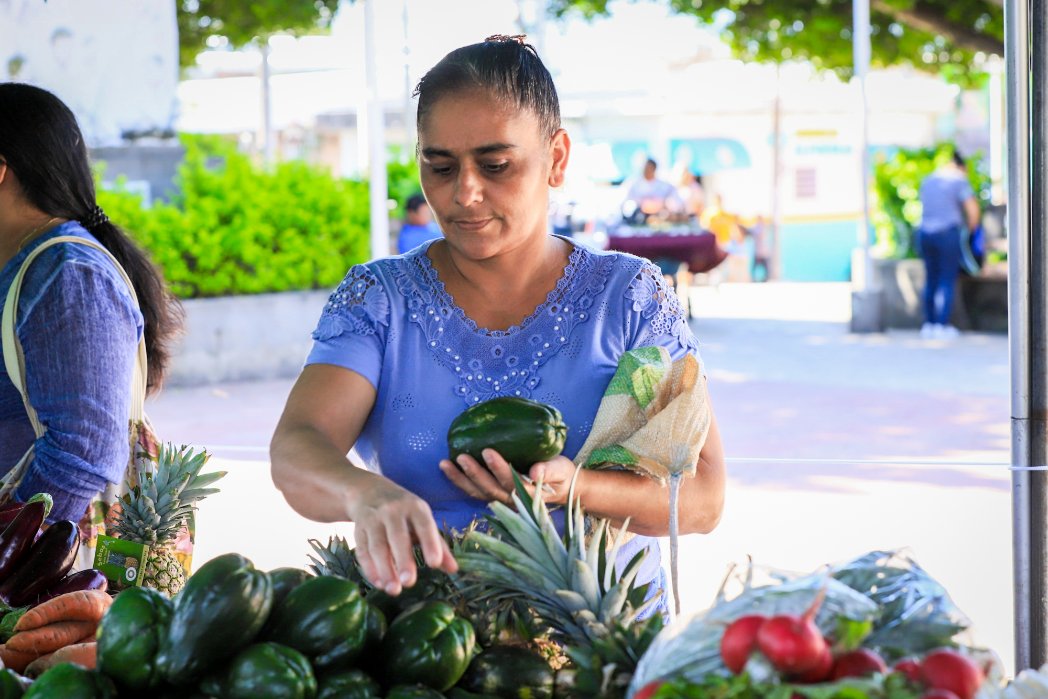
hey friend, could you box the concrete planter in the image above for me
[871,256,1007,332]
[167,289,330,387]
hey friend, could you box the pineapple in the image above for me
[109,443,225,596]
[454,475,663,698]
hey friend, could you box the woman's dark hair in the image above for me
[952,149,967,168]
[414,35,561,139]
[0,83,182,393]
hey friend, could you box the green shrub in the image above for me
[387,147,423,219]
[98,134,390,298]
[871,143,990,259]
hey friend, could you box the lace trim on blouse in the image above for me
[311,248,698,405]
[312,264,390,340]
[393,245,614,405]
[625,263,699,354]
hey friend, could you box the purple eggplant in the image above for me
[0,500,47,585]
[33,568,108,607]
[0,508,23,529]
[0,520,79,607]
[0,493,53,529]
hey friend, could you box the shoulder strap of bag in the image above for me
[1,235,148,438]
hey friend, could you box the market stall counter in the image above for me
[606,224,729,275]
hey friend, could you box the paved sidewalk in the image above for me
[152,282,1016,672]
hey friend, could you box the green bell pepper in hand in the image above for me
[380,600,476,692]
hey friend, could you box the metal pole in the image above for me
[1008,0,1048,673]
[848,0,883,332]
[402,0,415,161]
[853,0,872,288]
[364,0,390,259]
[260,38,274,165]
[989,56,1006,204]
[1030,0,1048,667]
[770,63,783,281]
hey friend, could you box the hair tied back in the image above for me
[485,34,528,45]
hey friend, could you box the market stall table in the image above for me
[606,226,729,315]
[606,225,728,275]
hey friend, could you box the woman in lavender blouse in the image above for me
[271,38,726,607]
[0,84,181,523]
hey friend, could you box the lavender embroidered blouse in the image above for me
[306,237,703,598]
[0,222,142,522]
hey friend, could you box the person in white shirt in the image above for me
[621,158,682,223]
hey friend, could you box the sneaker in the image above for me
[920,323,936,339]
[937,324,960,339]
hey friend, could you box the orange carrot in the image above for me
[7,620,96,654]
[14,590,112,633]
[24,642,97,677]
[0,643,39,673]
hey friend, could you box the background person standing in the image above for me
[917,150,981,339]
[396,193,443,254]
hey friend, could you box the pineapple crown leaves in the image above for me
[562,616,665,699]
[455,472,657,649]
[113,443,225,544]
[306,535,371,588]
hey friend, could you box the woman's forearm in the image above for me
[574,406,726,537]
[575,461,724,536]
[270,423,381,523]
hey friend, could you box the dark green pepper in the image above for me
[460,645,554,699]
[316,669,381,699]
[447,397,567,474]
[314,602,386,673]
[268,567,313,609]
[96,586,173,690]
[24,664,116,699]
[386,685,445,699]
[446,690,499,699]
[380,601,476,692]
[0,669,24,698]
[365,567,450,622]
[264,575,367,668]
[156,553,274,684]
[199,642,316,699]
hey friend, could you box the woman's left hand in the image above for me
[440,449,578,506]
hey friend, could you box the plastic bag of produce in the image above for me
[627,560,879,695]
[830,549,971,660]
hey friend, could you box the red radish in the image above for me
[893,658,923,684]
[755,588,828,675]
[921,690,961,699]
[633,680,664,699]
[831,648,888,680]
[919,649,984,699]
[792,643,833,683]
[720,615,767,674]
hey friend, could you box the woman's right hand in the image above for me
[271,365,457,596]
[345,476,458,596]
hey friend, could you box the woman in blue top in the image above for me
[0,84,182,522]
[270,37,725,606]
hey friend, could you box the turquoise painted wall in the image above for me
[780,219,862,282]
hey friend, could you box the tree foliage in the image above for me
[177,0,341,68]
[550,0,1002,85]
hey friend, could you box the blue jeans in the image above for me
[918,226,961,325]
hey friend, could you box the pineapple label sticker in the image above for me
[94,534,150,588]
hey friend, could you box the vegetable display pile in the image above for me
[0,493,110,682]
[0,402,1035,698]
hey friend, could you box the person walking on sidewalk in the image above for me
[917,150,981,339]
